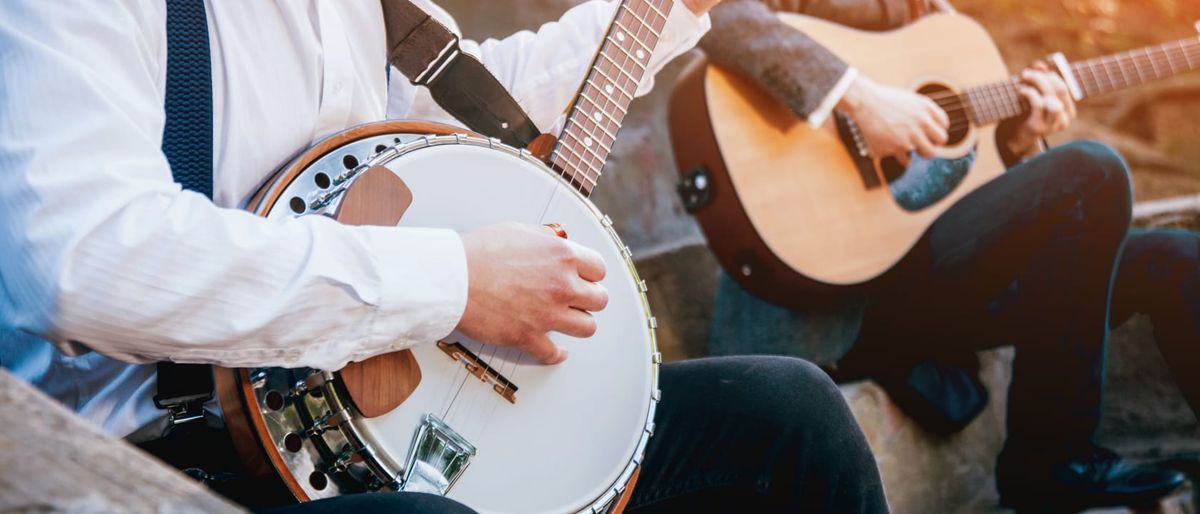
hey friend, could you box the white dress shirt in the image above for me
[0,0,708,439]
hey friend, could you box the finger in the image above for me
[924,98,950,130]
[1017,84,1044,123]
[1030,60,1051,72]
[912,132,937,159]
[566,240,607,282]
[555,308,598,339]
[570,279,609,312]
[521,333,568,365]
[1022,69,1054,99]
[922,116,949,146]
[543,223,568,239]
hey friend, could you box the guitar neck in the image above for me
[963,35,1200,126]
[547,0,674,197]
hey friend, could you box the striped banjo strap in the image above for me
[155,0,215,429]
[380,0,540,148]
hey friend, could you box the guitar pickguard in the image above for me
[888,148,977,212]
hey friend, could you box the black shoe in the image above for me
[996,446,1187,513]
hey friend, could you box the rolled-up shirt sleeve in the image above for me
[0,2,467,371]
[402,0,711,130]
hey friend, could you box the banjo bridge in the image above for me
[437,341,518,404]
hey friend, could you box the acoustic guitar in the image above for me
[215,1,675,512]
[670,12,1200,307]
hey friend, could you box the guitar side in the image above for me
[672,13,1012,304]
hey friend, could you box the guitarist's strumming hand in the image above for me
[837,75,950,165]
[457,222,609,365]
[1000,61,1077,162]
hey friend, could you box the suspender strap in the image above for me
[156,0,215,428]
[380,0,540,147]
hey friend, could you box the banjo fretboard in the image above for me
[548,0,674,196]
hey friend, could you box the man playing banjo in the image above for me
[0,0,888,512]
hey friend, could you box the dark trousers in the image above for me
[147,357,887,514]
[837,140,1133,462]
[1112,229,1200,413]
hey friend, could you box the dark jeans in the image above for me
[1112,229,1200,413]
[836,140,1133,462]
[148,357,886,514]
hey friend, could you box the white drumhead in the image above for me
[352,143,656,514]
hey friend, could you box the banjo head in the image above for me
[227,121,659,514]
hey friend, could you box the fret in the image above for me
[600,53,642,88]
[1130,51,1148,84]
[587,77,633,104]
[1183,40,1196,70]
[644,1,668,22]
[565,130,613,161]
[593,66,635,99]
[554,142,602,184]
[609,35,649,69]
[576,97,620,141]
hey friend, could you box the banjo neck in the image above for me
[545,0,675,197]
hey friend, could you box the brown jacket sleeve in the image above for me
[698,0,913,120]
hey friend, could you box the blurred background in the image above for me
[438,1,1200,512]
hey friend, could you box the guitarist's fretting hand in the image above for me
[457,222,609,365]
[1001,61,1078,162]
[837,75,950,165]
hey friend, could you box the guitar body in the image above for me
[671,13,1011,305]
[215,121,658,514]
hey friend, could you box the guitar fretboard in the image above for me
[548,0,674,197]
[961,36,1200,126]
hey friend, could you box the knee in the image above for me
[1125,230,1200,284]
[1057,140,1132,209]
[746,358,859,435]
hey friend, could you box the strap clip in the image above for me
[153,391,209,427]
[411,35,461,87]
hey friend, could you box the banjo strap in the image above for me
[155,0,216,430]
[381,0,540,147]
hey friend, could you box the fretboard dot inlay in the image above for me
[636,49,646,60]
[616,32,626,42]
[584,136,594,147]
[593,111,604,122]
[605,84,615,94]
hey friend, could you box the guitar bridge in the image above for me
[437,341,518,404]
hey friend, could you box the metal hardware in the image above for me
[411,36,462,87]
[306,409,349,438]
[1049,52,1083,101]
[400,414,476,495]
[437,341,518,404]
[163,402,206,427]
[677,166,713,211]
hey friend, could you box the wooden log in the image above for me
[0,369,245,513]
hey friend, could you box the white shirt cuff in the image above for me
[356,226,468,363]
[808,67,858,129]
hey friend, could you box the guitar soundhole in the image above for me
[918,83,970,147]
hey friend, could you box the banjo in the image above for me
[214,1,674,513]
